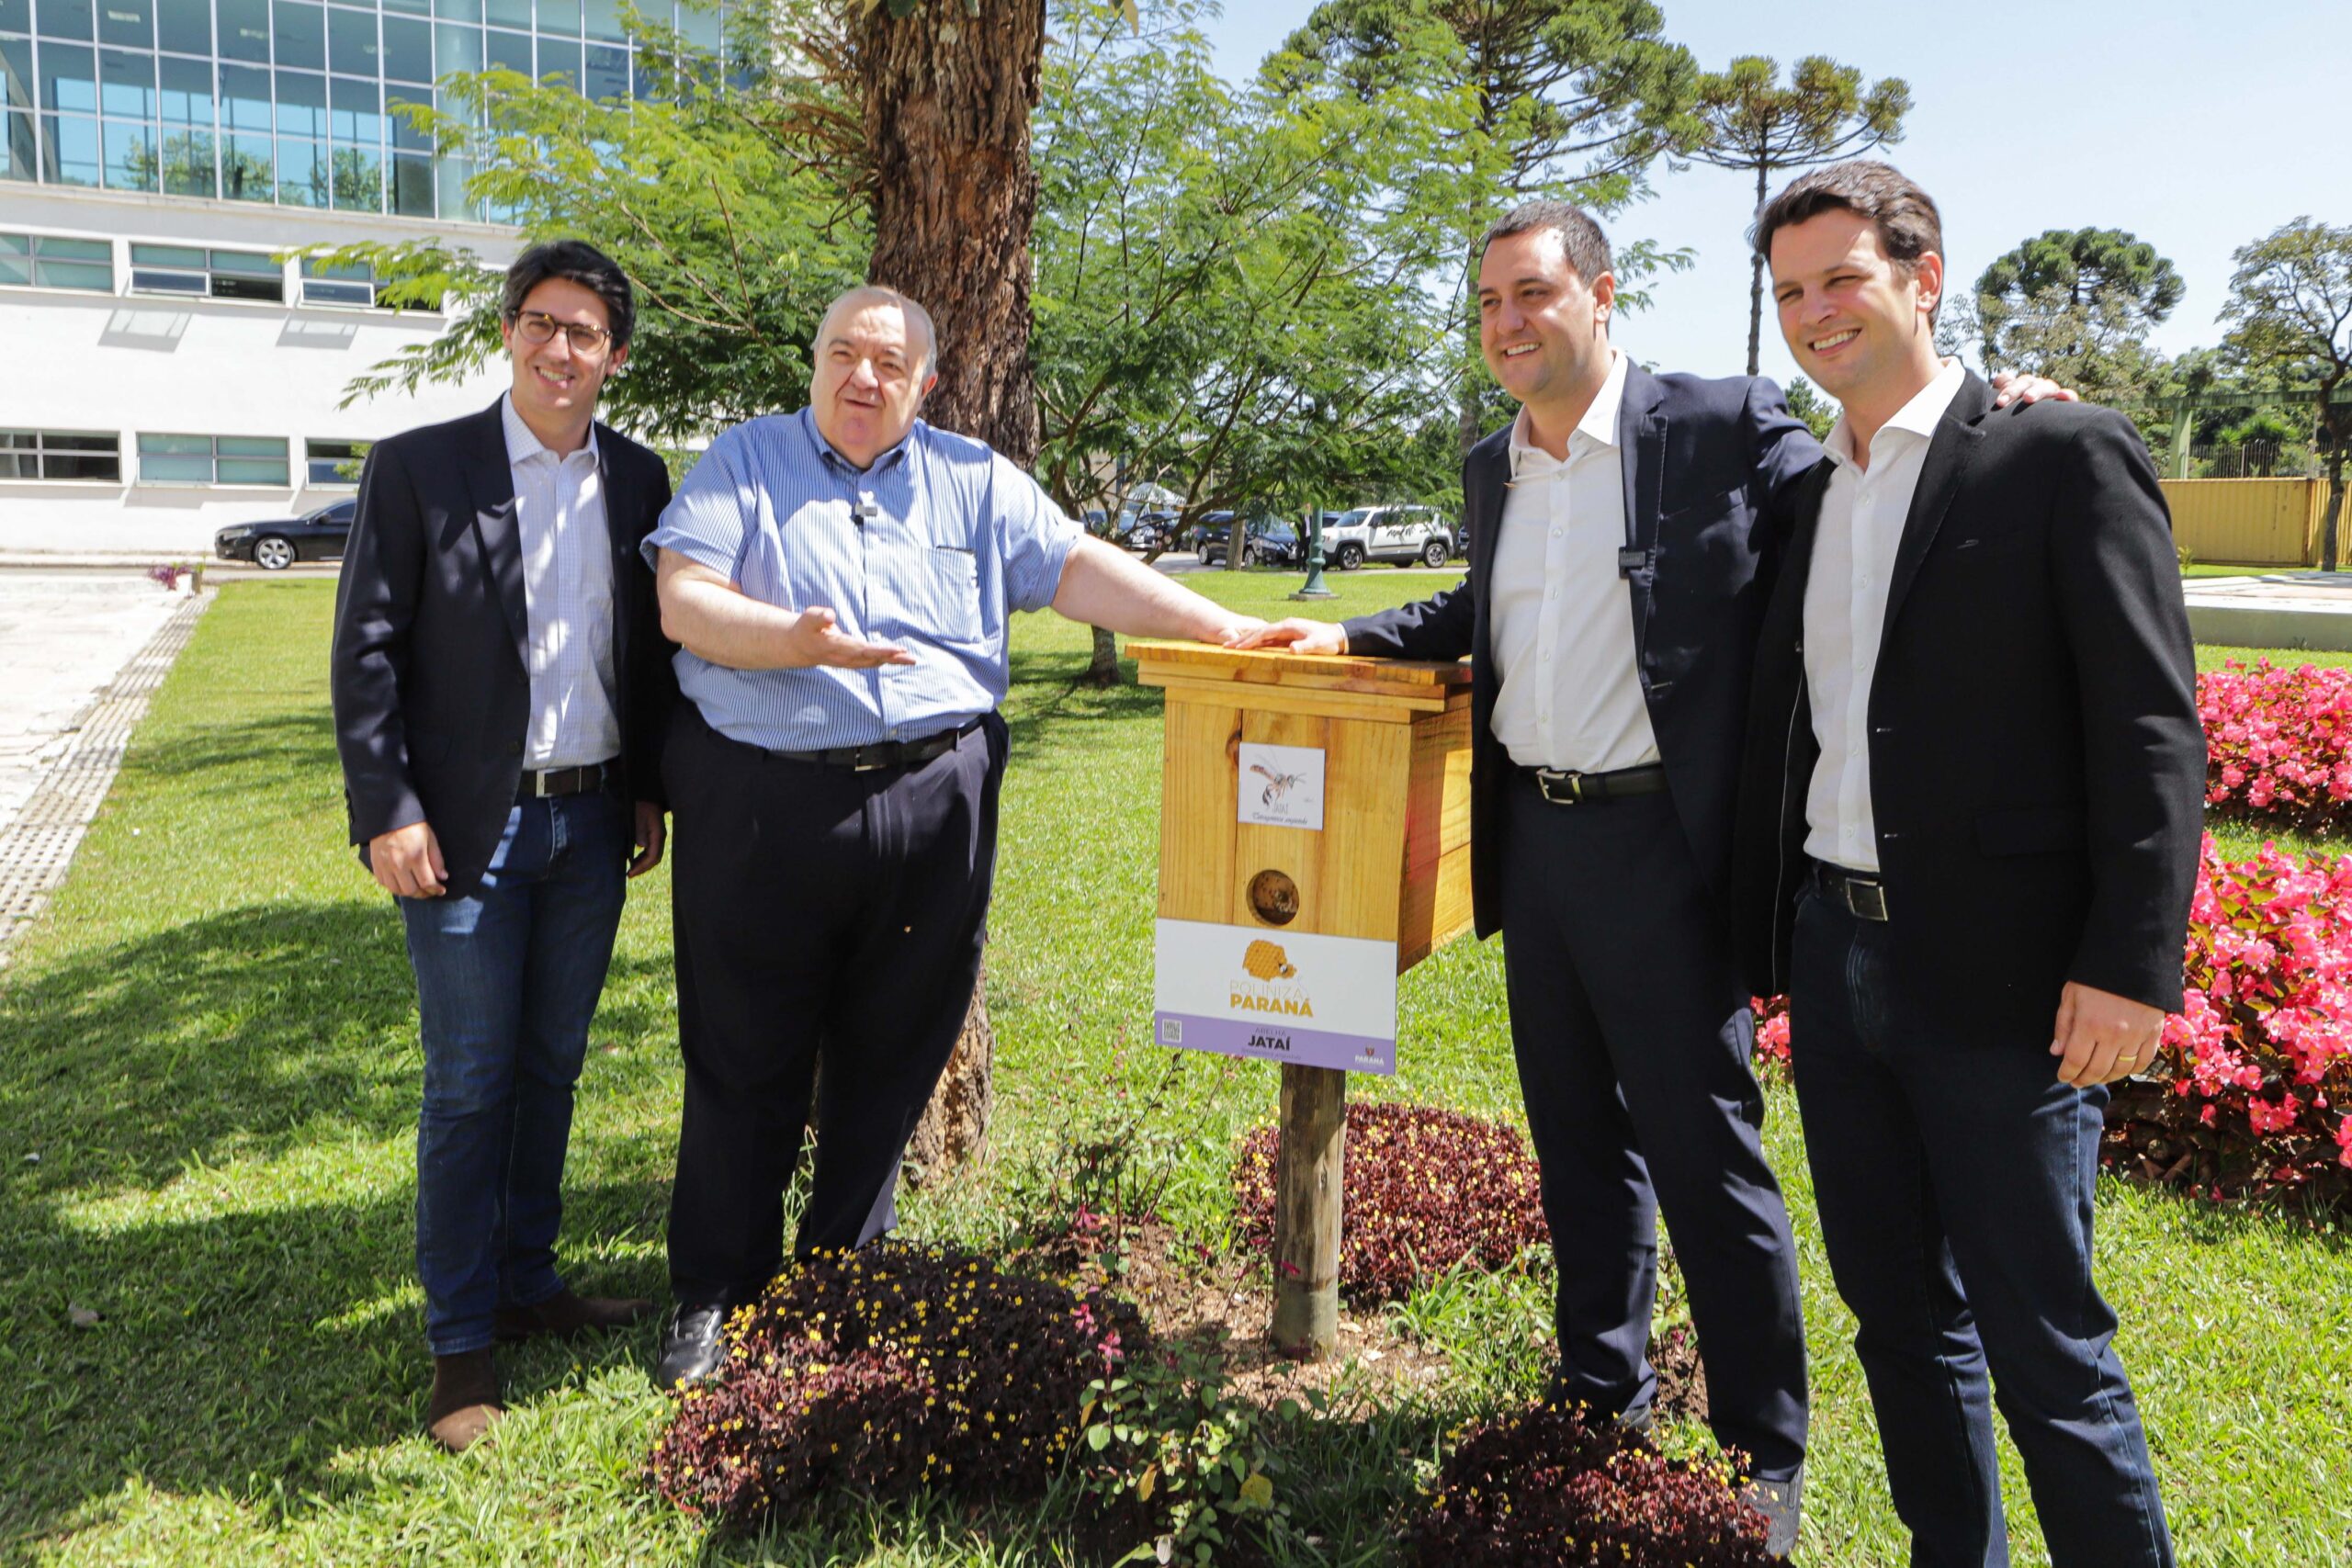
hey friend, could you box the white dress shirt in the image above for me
[1487,349,1658,773]
[1802,358,1966,871]
[501,393,621,771]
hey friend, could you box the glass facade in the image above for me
[0,0,722,219]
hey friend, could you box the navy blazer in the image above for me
[1343,364,1822,937]
[330,399,678,900]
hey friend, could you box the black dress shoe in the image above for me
[655,1303,729,1389]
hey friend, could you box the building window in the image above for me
[128,243,284,300]
[0,231,112,288]
[4,1,713,209]
[305,437,367,485]
[0,429,121,481]
[298,255,373,307]
[138,434,289,486]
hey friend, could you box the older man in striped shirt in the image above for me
[645,284,1255,1386]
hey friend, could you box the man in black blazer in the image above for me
[1243,201,1835,1547]
[1735,163,2199,1565]
[332,240,677,1452]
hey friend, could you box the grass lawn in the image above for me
[1,571,2347,1565]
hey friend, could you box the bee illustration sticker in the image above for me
[1236,742,1325,830]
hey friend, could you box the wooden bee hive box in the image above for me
[1129,639,1476,1356]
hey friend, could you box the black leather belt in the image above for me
[1523,761,1669,805]
[518,761,612,799]
[1814,861,1890,921]
[765,716,983,772]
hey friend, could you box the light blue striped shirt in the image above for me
[644,409,1081,750]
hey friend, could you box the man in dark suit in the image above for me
[1734,162,2199,1565]
[331,240,678,1452]
[1240,201,1829,1547]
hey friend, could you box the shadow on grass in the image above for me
[0,1176,673,1553]
[124,709,342,784]
[0,897,683,1550]
[0,898,674,1195]
[1001,650,1162,759]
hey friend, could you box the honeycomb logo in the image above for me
[1242,940,1297,981]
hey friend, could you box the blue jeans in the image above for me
[1790,883,2173,1568]
[400,790,629,1356]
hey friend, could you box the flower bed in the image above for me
[650,1243,1146,1526]
[1411,1399,1774,1566]
[1749,996,1791,1077]
[1231,1101,1548,1303]
[2105,835,2352,1205]
[2199,660,2352,833]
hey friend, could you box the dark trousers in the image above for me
[400,789,630,1356]
[1791,883,2174,1568]
[663,706,1005,1308]
[1498,778,1809,1483]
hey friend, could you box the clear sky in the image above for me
[1201,0,2350,390]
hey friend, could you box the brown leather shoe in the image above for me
[493,1287,654,1343]
[425,1348,503,1453]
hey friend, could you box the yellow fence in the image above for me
[2164,478,2328,568]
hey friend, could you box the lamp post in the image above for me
[1290,508,1335,601]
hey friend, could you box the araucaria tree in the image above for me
[1685,54,1909,376]
[1271,0,1699,453]
[2222,218,2352,569]
[1971,227,2184,401]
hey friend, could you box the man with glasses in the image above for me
[332,239,678,1452]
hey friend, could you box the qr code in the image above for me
[1158,1017,1183,1045]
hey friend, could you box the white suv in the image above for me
[1324,504,1456,570]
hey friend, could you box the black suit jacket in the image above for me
[330,399,678,900]
[1342,364,1822,937]
[1731,373,2204,1040]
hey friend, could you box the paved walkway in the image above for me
[2182,571,2352,652]
[0,573,209,962]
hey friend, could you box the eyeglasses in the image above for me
[509,309,615,356]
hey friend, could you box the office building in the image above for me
[0,0,719,554]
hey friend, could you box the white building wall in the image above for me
[0,181,516,555]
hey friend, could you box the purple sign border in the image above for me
[1153,1011,1395,1077]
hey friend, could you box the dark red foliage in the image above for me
[650,1242,1150,1527]
[1232,1101,1549,1303]
[1413,1400,1775,1567]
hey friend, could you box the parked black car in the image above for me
[1197,514,1300,567]
[1125,510,1177,552]
[214,498,356,570]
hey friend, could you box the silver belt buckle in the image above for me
[526,769,554,798]
[1534,768,1585,805]
[1846,875,1889,921]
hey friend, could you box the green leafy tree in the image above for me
[1684,54,1909,376]
[332,33,868,440]
[1781,374,1836,440]
[2222,219,2352,567]
[1033,0,1461,535]
[1268,0,1700,452]
[1971,228,2182,401]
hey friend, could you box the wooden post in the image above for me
[1270,1064,1347,1357]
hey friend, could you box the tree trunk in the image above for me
[1746,161,1769,378]
[1457,253,1485,457]
[854,0,1045,466]
[1087,623,1120,684]
[851,0,1047,1168]
[903,973,993,1180]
